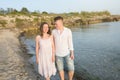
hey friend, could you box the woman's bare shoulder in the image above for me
[36,35,41,40]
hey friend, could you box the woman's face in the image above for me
[43,24,49,33]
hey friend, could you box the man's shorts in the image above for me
[56,54,74,71]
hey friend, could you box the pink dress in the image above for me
[38,37,56,78]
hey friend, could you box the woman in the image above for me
[35,22,56,80]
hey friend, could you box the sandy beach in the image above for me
[0,29,39,80]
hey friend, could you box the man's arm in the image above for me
[68,29,74,59]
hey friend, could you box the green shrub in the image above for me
[15,18,25,28]
[0,20,7,27]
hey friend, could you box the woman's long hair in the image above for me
[39,22,51,37]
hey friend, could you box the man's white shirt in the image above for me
[52,27,74,57]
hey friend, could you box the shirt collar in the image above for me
[57,27,66,34]
[57,27,66,31]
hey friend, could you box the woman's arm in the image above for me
[51,35,55,62]
[35,35,40,64]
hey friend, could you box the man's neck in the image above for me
[57,26,64,31]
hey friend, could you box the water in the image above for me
[20,22,120,80]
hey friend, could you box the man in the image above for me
[52,16,74,80]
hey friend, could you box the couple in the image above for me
[35,16,74,80]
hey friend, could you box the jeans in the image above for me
[56,54,74,71]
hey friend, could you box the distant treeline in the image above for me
[0,7,111,16]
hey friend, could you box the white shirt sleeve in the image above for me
[52,30,54,35]
[68,29,74,51]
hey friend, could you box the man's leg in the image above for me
[68,71,74,80]
[56,56,64,80]
[65,54,74,80]
[59,70,64,80]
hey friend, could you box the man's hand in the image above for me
[70,51,74,60]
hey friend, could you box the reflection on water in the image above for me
[21,22,120,80]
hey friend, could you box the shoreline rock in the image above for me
[0,14,120,29]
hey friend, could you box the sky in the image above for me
[0,0,120,14]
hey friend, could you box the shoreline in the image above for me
[0,28,84,80]
[19,29,87,80]
[0,28,40,80]
[0,27,103,80]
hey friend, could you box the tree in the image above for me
[0,8,5,15]
[42,11,48,14]
[31,10,40,16]
[20,7,29,14]
[7,8,14,13]
[69,12,79,16]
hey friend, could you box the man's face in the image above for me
[54,20,63,29]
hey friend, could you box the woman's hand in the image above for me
[52,56,55,62]
[35,35,40,64]
[36,59,39,64]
